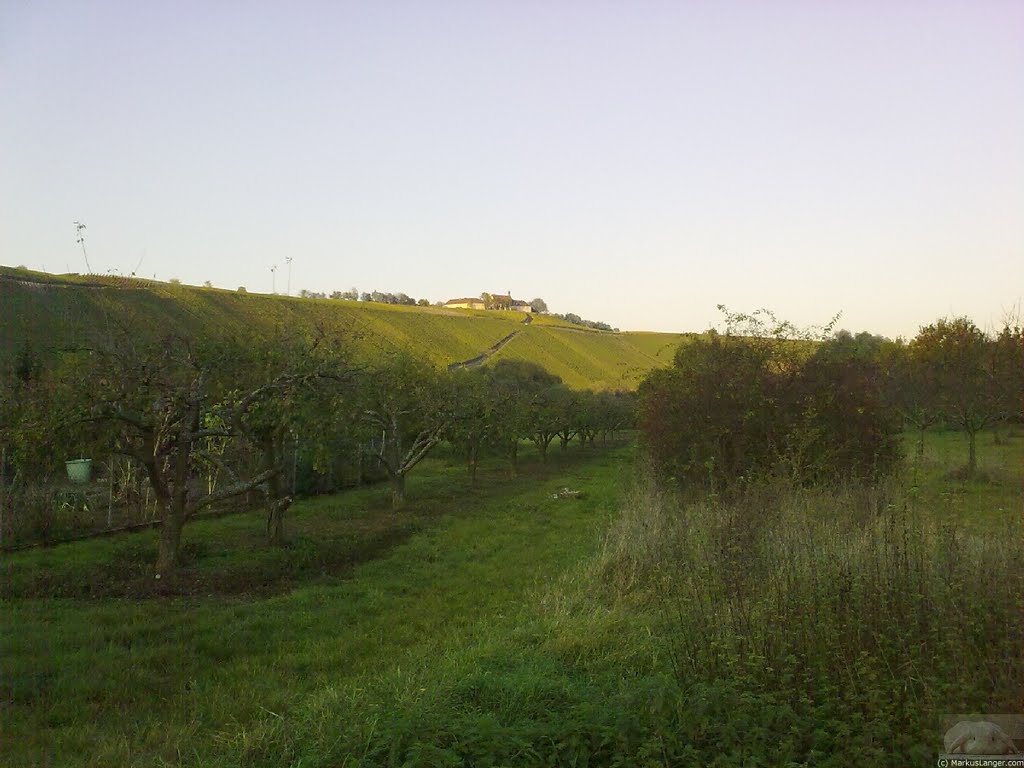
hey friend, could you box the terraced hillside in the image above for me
[0,267,690,389]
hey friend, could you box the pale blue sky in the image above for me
[2,1,1022,337]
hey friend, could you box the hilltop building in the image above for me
[444,293,534,313]
[444,297,487,310]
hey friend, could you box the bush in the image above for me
[639,329,901,490]
[639,331,786,488]
[795,338,902,483]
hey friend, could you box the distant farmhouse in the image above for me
[444,297,486,310]
[445,293,533,313]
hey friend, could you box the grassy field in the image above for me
[0,267,688,389]
[0,267,519,369]
[1,443,631,766]
[490,326,693,390]
[2,430,1021,766]
[901,427,1024,527]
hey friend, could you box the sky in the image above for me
[2,0,1022,338]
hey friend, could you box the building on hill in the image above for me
[445,293,533,312]
[445,297,487,310]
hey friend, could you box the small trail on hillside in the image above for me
[447,313,531,370]
[447,331,519,370]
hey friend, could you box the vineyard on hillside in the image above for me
[0,267,687,389]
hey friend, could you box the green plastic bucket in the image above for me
[65,459,93,484]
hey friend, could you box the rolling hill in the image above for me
[0,266,691,390]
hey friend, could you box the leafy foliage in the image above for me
[357,353,454,509]
[907,316,1017,475]
[639,310,900,489]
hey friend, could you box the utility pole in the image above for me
[285,256,293,297]
[74,221,92,273]
[270,264,277,294]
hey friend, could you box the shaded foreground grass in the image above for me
[1,446,629,766]
[218,431,1023,767]
[3,432,1022,766]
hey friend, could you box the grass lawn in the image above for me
[2,444,631,767]
[902,427,1024,526]
[2,430,1021,766]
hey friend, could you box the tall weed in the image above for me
[595,473,1024,758]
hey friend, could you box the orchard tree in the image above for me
[555,388,582,452]
[992,319,1024,433]
[215,331,358,545]
[912,317,1001,476]
[596,390,637,443]
[0,347,60,544]
[483,360,549,477]
[529,298,548,314]
[527,383,569,463]
[445,369,494,484]
[76,332,280,574]
[1,345,54,483]
[358,353,452,509]
[575,390,599,449]
[483,360,562,471]
[886,340,942,457]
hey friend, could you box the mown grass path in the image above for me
[1,446,631,767]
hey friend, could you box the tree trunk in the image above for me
[538,441,548,463]
[266,471,290,547]
[267,497,289,546]
[391,472,406,510]
[263,437,291,547]
[967,429,977,478]
[559,436,569,452]
[467,443,478,485]
[156,498,185,574]
[155,447,190,574]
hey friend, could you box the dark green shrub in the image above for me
[639,327,901,490]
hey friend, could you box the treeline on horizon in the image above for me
[292,287,618,331]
